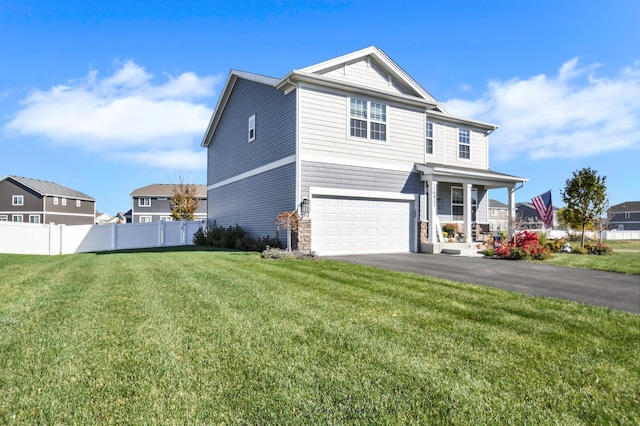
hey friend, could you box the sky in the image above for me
[1,0,639,215]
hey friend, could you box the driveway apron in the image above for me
[324,253,640,314]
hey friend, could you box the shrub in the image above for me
[572,246,588,255]
[192,222,283,252]
[486,230,550,260]
[545,238,567,253]
[261,247,318,260]
[585,243,613,255]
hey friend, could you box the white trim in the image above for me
[38,212,96,218]
[29,214,41,224]
[12,214,24,222]
[12,195,24,206]
[53,197,59,205]
[62,198,67,206]
[309,186,416,201]
[139,216,152,223]
[0,210,95,218]
[132,212,206,217]
[0,215,8,221]
[207,155,296,191]
[138,197,151,207]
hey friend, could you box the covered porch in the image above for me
[415,163,528,254]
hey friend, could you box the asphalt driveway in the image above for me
[324,253,640,314]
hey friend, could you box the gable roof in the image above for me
[2,175,95,201]
[129,184,207,198]
[202,46,497,147]
[489,199,508,209]
[608,201,640,213]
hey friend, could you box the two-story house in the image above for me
[130,184,207,223]
[201,47,528,255]
[607,201,640,230]
[0,175,96,225]
[516,202,559,229]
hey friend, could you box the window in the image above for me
[160,216,173,221]
[248,114,256,142]
[53,197,59,205]
[491,209,497,216]
[158,197,168,201]
[350,98,386,141]
[76,199,81,207]
[29,215,40,224]
[617,224,624,231]
[62,198,67,206]
[12,195,24,206]
[426,122,433,154]
[625,212,630,219]
[140,216,152,223]
[138,197,151,207]
[458,128,470,159]
[451,187,477,221]
[12,215,23,222]
[0,215,7,221]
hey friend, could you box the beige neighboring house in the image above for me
[488,199,509,231]
[130,184,207,223]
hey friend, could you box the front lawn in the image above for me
[540,240,640,274]
[1,249,639,424]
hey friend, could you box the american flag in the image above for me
[532,190,554,229]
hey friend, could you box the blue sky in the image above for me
[1,0,639,215]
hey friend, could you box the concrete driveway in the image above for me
[324,253,640,314]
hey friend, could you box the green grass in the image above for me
[540,240,640,274]
[1,248,639,424]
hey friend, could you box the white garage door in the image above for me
[311,196,413,256]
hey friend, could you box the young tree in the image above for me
[275,211,300,251]
[170,179,201,221]
[560,167,609,248]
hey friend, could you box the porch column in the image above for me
[508,186,516,239]
[428,180,438,244]
[463,183,472,243]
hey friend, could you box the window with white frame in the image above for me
[350,98,386,141]
[140,216,152,223]
[138,197,151,207]
[12,215,23,222]
[0,215,8,221]
[426,121,433,154]
[458,128,470,159]
[53,197,59,205]
[76,199,81,207]
[625,212,630,219]
[29,215,40,224]
[248,114,256,142]
[12,195,24,206]
[617,224,624,230]
[62,198,67,206]
[160,216,173,221]
[451,187,477,221]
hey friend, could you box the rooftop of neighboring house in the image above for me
[608,201,640,213]
[129,184,207,199]
[489,199,508,209]
[2,175,95,201]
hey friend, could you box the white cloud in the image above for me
[5,61,222,168]
[443,58,640,162]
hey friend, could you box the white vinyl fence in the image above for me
[0,220,205,255]
[602,230,640,240]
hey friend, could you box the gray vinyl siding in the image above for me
[208,162,296,239]
[207,79,296,185]
[434,182,488,223]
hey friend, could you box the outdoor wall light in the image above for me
[301,197,309,215]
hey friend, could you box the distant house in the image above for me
[488,199,509,231]
[0,175,96,225]
[607,201,640,230]
[516,202,559,229]
[129,184,207,223]
[117,210,131,224]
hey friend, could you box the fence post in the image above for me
[111,222,117,250]
[159,220,164,247]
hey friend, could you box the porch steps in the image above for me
[440,243,484,257]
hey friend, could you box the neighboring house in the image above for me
[117,210,132,224]
[516,202,559,229]
[0,175,96,225]
[488,199,509,231]
[607,201,640,230]
[201,46,528,255]
[95,212,114,225]
[129,184,207,223]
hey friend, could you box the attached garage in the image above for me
[310,191,416,256]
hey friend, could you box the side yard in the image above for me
[1,249,639,424]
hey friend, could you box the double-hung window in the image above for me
[12,215,23,222]
[350,98,386,141]
[140,216,152,223]
[29,215,40,224]
[451,187,477,221]
[458,128,470,159]
[139,197,151,207]
[426,122,434,154]
[12,195,23,206]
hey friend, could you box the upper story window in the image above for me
[53,197,59,205]
[426,122,434,155]
[625,212,630,219]
[76,199,81,207]
[12,195,24,206]
[350,98,386,141]
[248,114,256,142]
[62,198,67,206]
[139,197,151,207]
[458,128,470,159]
